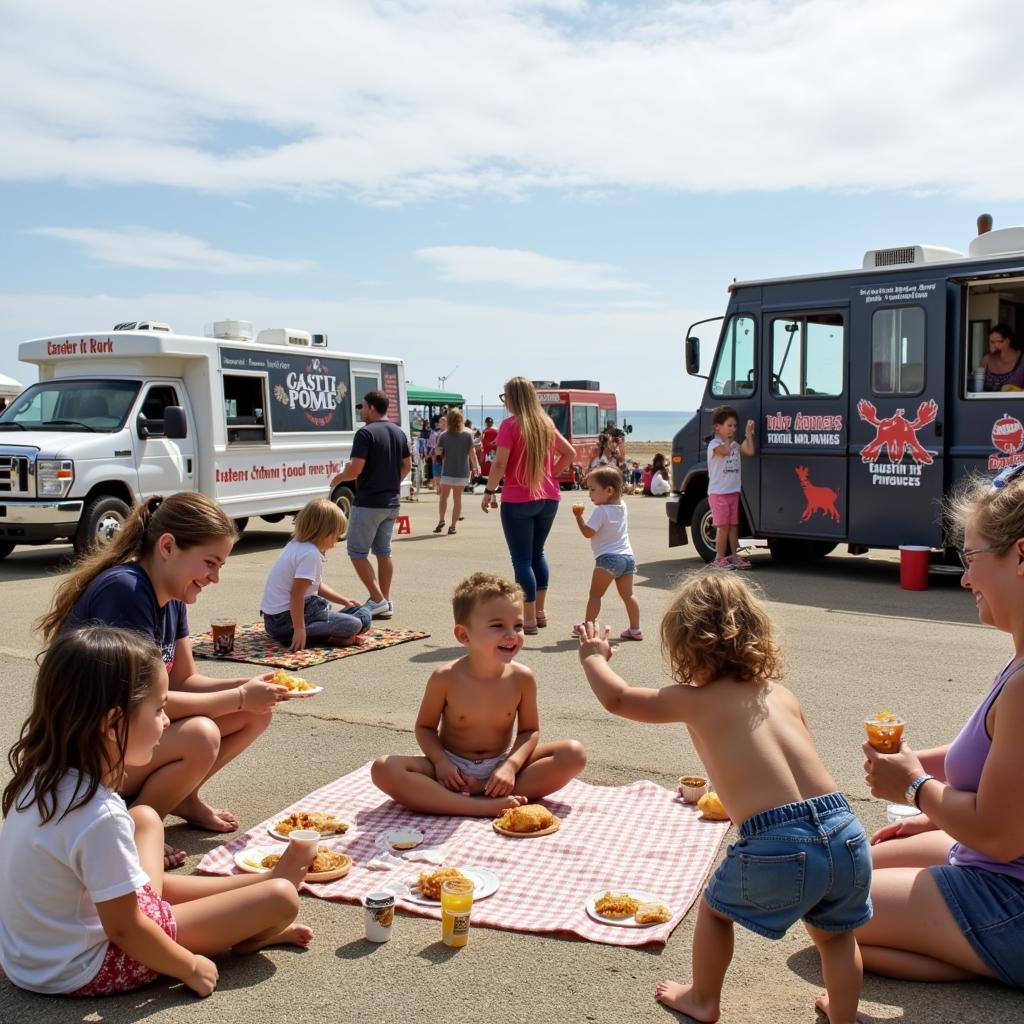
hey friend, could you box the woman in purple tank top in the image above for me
[854,464,1024,989]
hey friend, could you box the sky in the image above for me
[1,0,1022,410]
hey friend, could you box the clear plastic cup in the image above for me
[865,714,905,753]
[440,877,474,948]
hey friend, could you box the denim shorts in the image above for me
[595,553,636,578]
[705,792,872,940]
[930,864,1024,987]
[346,505,399,559]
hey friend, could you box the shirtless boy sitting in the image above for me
[371,572,586,817]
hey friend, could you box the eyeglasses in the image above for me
[957,545,1001,570]
[355,403,363,409]
[498,393,506,403]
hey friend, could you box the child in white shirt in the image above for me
[572,466,642,640]
[0,626,316,998]
[707,405,756,570]
[261,498,372,652]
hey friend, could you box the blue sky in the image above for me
[1,0,1020,409]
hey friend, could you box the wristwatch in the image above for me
[905,774,936,808]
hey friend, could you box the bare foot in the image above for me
[814,992,873,1024]
[340,635,371,647]
[268,842,316,889]
[164,843,186,870]
[234,922,315,955]
[654,980,720,1022]
[173,796,239,833]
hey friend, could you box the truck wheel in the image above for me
[76,495,131,555]
[233,518,249,534]
[810,541,837,558]
[0,541,13,560]
[767,538,814,563]
[689,497,717,563]
[331,485,355,520]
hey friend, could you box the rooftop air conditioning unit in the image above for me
[206,320,254,342]
[531,380,559,388]
[861,245,963,269]
[311,333,328,348]
[968,227,1024,258]
[113,320,173,332]
[256,328,312,347]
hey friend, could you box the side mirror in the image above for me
[163,406,187,439]
[625,423,633,434]
[685,336,700,376]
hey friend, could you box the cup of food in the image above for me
[364,891,396,943]
[287,828,321,857]
[211,618,237,656]
[865,711,905,753]
[678,775,708,803]
[886,803,920,824]
[572,503,586,516]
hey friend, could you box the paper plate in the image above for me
[278,686,323,699]
[492,815,560,838]
[267,815,350,842]
[584,889,668,927]
[377,827,425,851]
[234,844,352,882]
[401,866,499,906]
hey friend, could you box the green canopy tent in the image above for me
[407,386,465,410]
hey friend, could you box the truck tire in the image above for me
[689,497,717,563]
[76,495,131,555]
[233,518,249,534]
[331,484,356,520]
[767,538,814,563]
[0,541,13,560]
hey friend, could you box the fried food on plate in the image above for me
[274,811,349,836]
[594,891,640,919]
[697,791,729,821]
[261,846,349,874]
[495,804,555,833]
[634,902,672,924]
[417,867,468,900]
[270,670,315,692]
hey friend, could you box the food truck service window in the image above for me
[223,375,268,445]
[770,313,844,398]
[710,314,756,398]
[572,403,599,436]
[871,307,925,395]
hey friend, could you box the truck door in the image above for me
[847,282,944,546]
[758,308,848,544]
[135,383,195,498]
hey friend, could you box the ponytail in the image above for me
[37,492,235,642]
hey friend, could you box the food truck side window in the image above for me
[223,374,268,445]
[871,307,925,395]
[709,314,756,398]
[770,313,844,398]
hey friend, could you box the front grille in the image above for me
[0,456,30,497]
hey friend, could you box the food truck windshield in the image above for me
[540,401,569,435]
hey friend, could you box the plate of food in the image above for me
[234,844,353,882]
[268,810,350,842]
[585,889,672,928]
[269,670,323,698]
[402,865,499,906]
[376,827,424,851]
[492,803,560,838]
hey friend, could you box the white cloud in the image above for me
[0,1,1018,200]
[416,246,640,290]
[0,289,708,411]
[25,227,313,275]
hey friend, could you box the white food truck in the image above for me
[0,320,409,558]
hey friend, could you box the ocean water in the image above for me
[420,404,694,443]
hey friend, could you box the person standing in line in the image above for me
[330,390,411,620]
[481,416,500,507]
[433,409,480,535]
[482,377,575,634]
[707,406,756,570]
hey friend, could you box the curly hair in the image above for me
[661,571,783,686]
[452,572,524,626]
[945,468,1024,551]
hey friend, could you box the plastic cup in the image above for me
[440,877,474,948]
[973,367,987,393]
[572,503,586,515]
[287,829,320,857]
[211,618,237,655]
[886,803,920,824]
[865,714,905,753]
[364,891,396,943]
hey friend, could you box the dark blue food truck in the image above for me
[668,225,1024,562]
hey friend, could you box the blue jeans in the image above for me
[499,499,558,602]
[263,595,371,646]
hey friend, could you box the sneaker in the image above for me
[619,627,644,641]
[368,598,393,619]
[727,554,753,570]
[711,557,736,570]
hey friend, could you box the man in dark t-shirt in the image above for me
[330,389,411,619]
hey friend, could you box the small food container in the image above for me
[886,803,920,824]
[678,775,708,803]
[287,829,321,856]
[364,891,396,943]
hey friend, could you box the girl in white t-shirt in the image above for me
[0,626,317,998]
[261,498,372,652]
[572,465,642,640]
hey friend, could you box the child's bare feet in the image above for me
[174,796,239,833]
[234,922,314,955]
[814,992,872,1024]
[655,981,720,1022]
[164,843,187,869]
[268,842,316,889]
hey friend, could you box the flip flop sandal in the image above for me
[523,624,539,635]
[536,613,548,628]
[448,525,457,534]
[433,521,445,533]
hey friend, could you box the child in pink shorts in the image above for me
[707,406,755,569]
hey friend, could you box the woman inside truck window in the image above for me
[38,492,287,870]
[980,323,1024,392]
[855,466,1024,988]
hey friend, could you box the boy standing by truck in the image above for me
[707,406,755,570]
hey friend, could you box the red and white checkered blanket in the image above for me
[196,762,731,947]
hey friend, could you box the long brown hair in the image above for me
[38,492,236,642]
[503,376,554,496]
[3,627,163,823]
[446,408,465,433]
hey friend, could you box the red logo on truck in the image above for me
[856,399,937,465]
[992,414,1024,454]
[795,466,841,523]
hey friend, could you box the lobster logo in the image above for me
[856,399,937,465]
[795,466,840,523]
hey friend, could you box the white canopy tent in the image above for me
[0,372,24,399]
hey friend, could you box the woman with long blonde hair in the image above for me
[482,377,575,633]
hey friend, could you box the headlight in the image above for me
[38,459,74,498]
